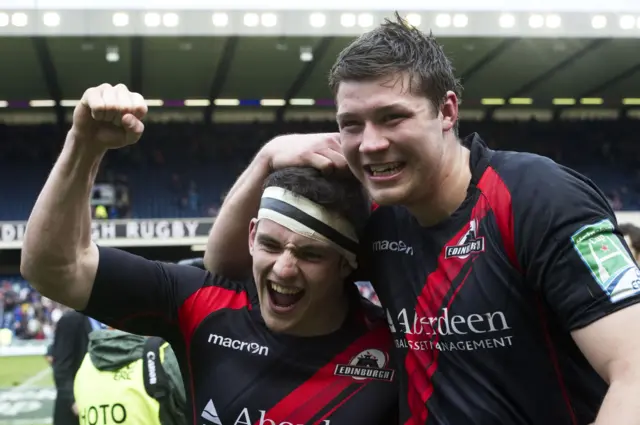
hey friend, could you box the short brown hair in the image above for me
[329,12,463,111]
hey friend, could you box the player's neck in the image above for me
[288,292,350,338]
[410,141,471,227]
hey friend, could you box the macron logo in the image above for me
[207,333,269,356]
[202,400,222,425]
[372,240,414,256]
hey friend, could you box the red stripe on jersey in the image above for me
[404,195,491,425]
[477,166,521,271]
[479,166,575,422]
[257,324,392,425]
[179,286,251,425]
[371,202,379,212]
[315,383,369,423]
[178,285,251,344]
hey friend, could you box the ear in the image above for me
[338,257,354,280]
[248,218,259,256]
[440,90,459,133]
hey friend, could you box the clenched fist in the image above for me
[71,83,147,150]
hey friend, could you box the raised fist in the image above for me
[71,83,147,150]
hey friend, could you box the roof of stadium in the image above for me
[2,36,640,109]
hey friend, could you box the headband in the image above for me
[257,186,359,269]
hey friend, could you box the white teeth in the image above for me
[270,282,303,295]
[369,162,403,176]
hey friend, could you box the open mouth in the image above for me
[365,162,406,177]
[266,280,305,312]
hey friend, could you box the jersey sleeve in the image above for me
[508,155,640,331]
[80,246,251,341]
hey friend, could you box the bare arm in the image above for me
[572,304,640,424]
[20,83,147,310]
[20,133,103,310]
[203,150,270,279]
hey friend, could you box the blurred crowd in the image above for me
[0,279,66,340]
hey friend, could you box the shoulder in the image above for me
[487,151,619,269]
[489,150,604,202]
[485,150,612,226]
[488,149,563,189]
[162,260,252,294]
[174,269,256,323]
[146,260,255,313]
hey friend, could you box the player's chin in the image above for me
[262,308,306,334]
[263,313,295,334]
[368,185,412,206]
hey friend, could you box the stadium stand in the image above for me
[1,119,639,222]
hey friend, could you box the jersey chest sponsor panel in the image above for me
[382,219,519,354]
[366,202,590,424]
[183,297,398,425]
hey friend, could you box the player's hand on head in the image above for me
[263,133,348,174]
[71,83,148,150]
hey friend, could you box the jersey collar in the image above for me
[462,132,493,187]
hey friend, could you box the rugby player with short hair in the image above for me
[20,84,397,425]
[206,13,640,425]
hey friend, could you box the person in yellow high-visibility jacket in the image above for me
[94,205,108,219]
[73,328,186,425]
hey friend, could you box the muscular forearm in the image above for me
[204,149,271,278]
[21,131,103,301]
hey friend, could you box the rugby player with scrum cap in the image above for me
[20,83,398,425]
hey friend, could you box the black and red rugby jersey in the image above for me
[360,133,640,425]
[81,247,398,425]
